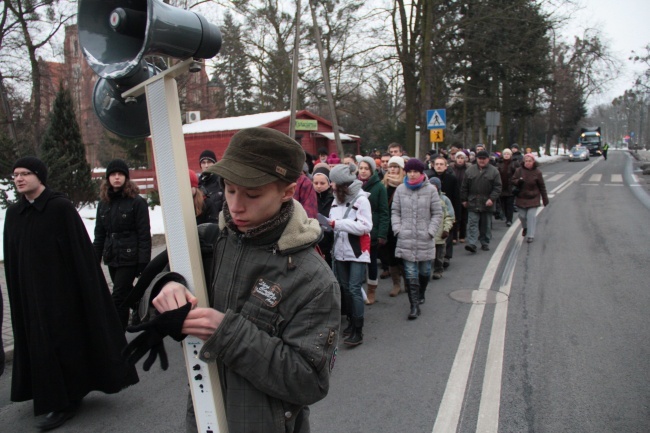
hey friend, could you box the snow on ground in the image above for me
[0,148,567,262]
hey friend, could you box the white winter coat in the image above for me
[329,191,373,263]
[391,182,442,262]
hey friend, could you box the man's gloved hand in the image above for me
[441,231,449,239]
[123,302,192,371]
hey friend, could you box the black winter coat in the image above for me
[3,189,138,415]
[430,168,460,218]
[94,193,151,267]
[199,171,224,213]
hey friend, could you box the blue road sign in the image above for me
[427,109,446,130]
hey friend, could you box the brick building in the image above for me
[39,25,219,167]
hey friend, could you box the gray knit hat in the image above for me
[329,163,358,185]
[359,156,376,172]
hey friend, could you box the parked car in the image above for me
[568,146,590,162]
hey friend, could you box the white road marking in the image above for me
[476,234,525,432]
[433,221,521,433]
[434,158,605,433]
[611,174,623,183]
[589,174,602,182]
[547,174,564,182]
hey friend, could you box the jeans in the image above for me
[518,207,538,238]
[402,260,431,280]
[333,260,366,319]
[109,265,139,330]
[467,211,492,247]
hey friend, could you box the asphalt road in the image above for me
[1,150,648,432]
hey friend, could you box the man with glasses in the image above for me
[4,157,138,431]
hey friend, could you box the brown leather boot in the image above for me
[365,284,377,305]
[389,266,402,297]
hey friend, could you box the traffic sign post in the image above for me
[431,129,444,143]
[427,109,446,130]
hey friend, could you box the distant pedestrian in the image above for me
[497,148,518,226]
[294,172,319,218]
[511,144,524,164]
[380,156,407,297]
[198,150,224,214]
[429,177,454,282]
[452,152,469,243]
[460,150,502,252]
[357,157,389,305]
[313,165,335,267]
[4,157,138,431]
[94,159,152,329]
[512,154,549,243]
[602,142,610,160]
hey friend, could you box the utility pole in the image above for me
[308,0,343,156]
[288,0,301,140]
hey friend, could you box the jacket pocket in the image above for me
[102,237,116,263]
[240,300,284,336]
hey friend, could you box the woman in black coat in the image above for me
[94,159,151,329]
[312,165,334,267]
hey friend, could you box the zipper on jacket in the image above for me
[222,232,246,314]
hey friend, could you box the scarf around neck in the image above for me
[223,199,293,238]
[404,173,426,190]
[384,173,403,188]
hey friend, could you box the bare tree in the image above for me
[2,0,74,154]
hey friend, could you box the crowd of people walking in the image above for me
[2,134,549,432]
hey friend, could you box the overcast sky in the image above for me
[563,0,650,108]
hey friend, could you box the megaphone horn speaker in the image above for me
[78,0,222,80]
[78,0,222,138]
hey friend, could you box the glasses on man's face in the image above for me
[12,171,34,180]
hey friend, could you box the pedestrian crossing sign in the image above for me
[427,109,446,130]
[431,129,444,142]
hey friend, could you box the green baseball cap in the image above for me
[209,127,305,187]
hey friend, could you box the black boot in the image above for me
[418,274,429,305]
[344,317,364,346]
[342,316,354,337]
[407,278,421,320]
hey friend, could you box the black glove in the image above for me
[136,262,147,277]
[441,231,449,239]
[123,302,192,371]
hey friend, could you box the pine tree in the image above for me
[41,84,97,208]
[212,12,255,116]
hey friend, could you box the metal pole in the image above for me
[289,0,302,139]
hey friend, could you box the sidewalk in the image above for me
[1,237,167,364]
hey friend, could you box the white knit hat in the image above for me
[387,156,405,169]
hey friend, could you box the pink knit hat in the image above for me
[524,153,536,161]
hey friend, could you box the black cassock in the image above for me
[3,188,139,415]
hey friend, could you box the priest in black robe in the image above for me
[3,157,139,431]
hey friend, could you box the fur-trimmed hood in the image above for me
[218,199,322,254]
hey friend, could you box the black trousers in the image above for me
[109,265,139,330]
